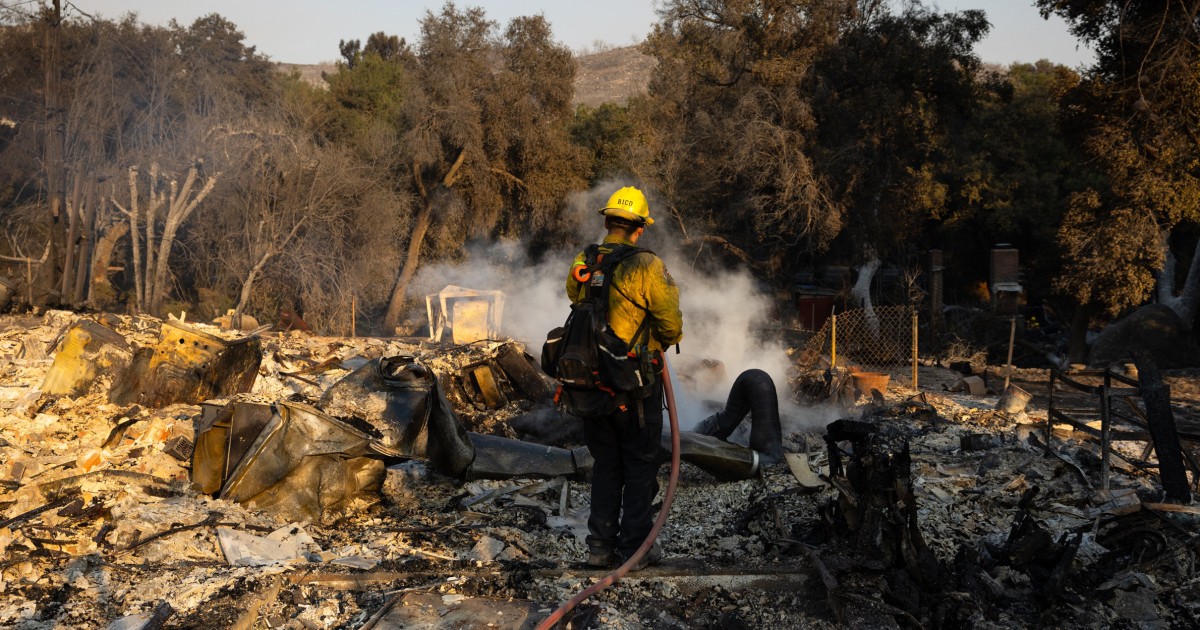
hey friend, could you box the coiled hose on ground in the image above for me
[535,356,682,630]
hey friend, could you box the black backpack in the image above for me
[542,244,656,418]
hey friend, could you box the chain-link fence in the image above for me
[802,305,917,369]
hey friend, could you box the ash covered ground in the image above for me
[1,311,1199,629]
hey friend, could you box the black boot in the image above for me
[587,540,615,568]
[618,542,662,572]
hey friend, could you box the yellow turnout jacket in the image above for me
[566,235,683,352]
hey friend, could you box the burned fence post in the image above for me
[928,249,944,335]
[1046,369,1056,450]
[911,307,918,389]
[1132,351,1191,503]
[831,312,837,367]
[1100,370,1112,491]
[1003,316,1016,392]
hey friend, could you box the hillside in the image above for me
[572,45,656,107]
[277,61,336,89]
[273,45,655,107]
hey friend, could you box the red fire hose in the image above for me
[535,355,682,630]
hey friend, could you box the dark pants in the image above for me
[584,380,664,557]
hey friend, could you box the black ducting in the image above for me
[694,369,784,464]
[658,432,759,481]
[318,356,475,477]
[466,433,583,480]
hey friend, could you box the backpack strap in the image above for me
[580,244,655,348]
[578,244,648,282]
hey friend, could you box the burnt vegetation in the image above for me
[3,2,1200,626]
[0,0,1198,346]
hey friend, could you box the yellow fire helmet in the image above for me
[598,186,653,226]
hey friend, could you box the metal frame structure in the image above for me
[1045,367,1200,491]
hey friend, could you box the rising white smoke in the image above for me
[409,183,837,435]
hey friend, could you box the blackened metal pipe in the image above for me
[695,369,784,464]
[465,433,580,480]
[658,432,759,481]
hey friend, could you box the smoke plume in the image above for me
[409,183,837,435]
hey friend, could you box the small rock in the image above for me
[976,452,1003,476]
[465,536,506,562]
[1111,585,1159,623]
[960,433,1000,451]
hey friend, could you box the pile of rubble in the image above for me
[1,310,1198,629]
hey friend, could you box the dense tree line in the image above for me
[0,0,1197,344]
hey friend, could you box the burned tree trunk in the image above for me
[71,181,98,304]
[89,219,128,309]
[232,217,306,318]
[821,419,944,624]
[59,174,83,302]
[149,166,218,314]
[852,251,881,337]
[111,165,151,310]
[112,164,218,314]
[1132,351,1191,503]
[1156,229,1177,304]
[383,198,432,333]
[1156,229,1200,324]
[37,0,66,308]
[384,151,465,333]
[1068,302,1092,365]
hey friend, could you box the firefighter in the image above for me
[565,186,683,570]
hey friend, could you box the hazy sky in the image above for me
[72,0,1094,68]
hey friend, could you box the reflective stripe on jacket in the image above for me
[566,234,683,352]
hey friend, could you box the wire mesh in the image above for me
[802,305,915,368]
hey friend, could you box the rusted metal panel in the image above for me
[110,320,261,407]
[202,401,385,523]
[41,320,131,396]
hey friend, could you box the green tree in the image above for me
[380,2,497,331]
[338,31,407,70]
[570,102,635,185]
[322,38,411,140]
[811,4,988,258]
[937,61,1101,304]
[638,0,855,250]
[486,14,586,239]
[1036,0,1200,320]
[381,4,585,331]
[638,0,989,303]
[170,13,277,117]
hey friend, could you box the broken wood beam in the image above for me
[230,576,283,630]
[1142,502,1200,515]
[292,571,464,588]
[0,495,74,529]
[142,601,174,630]
[118,512,222,553]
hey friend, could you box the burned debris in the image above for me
[1,309,1199,629]
[43,318,262,408]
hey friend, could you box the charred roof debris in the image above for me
[0,305,1199,629]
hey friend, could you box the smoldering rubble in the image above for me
[1,311,1199,629]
